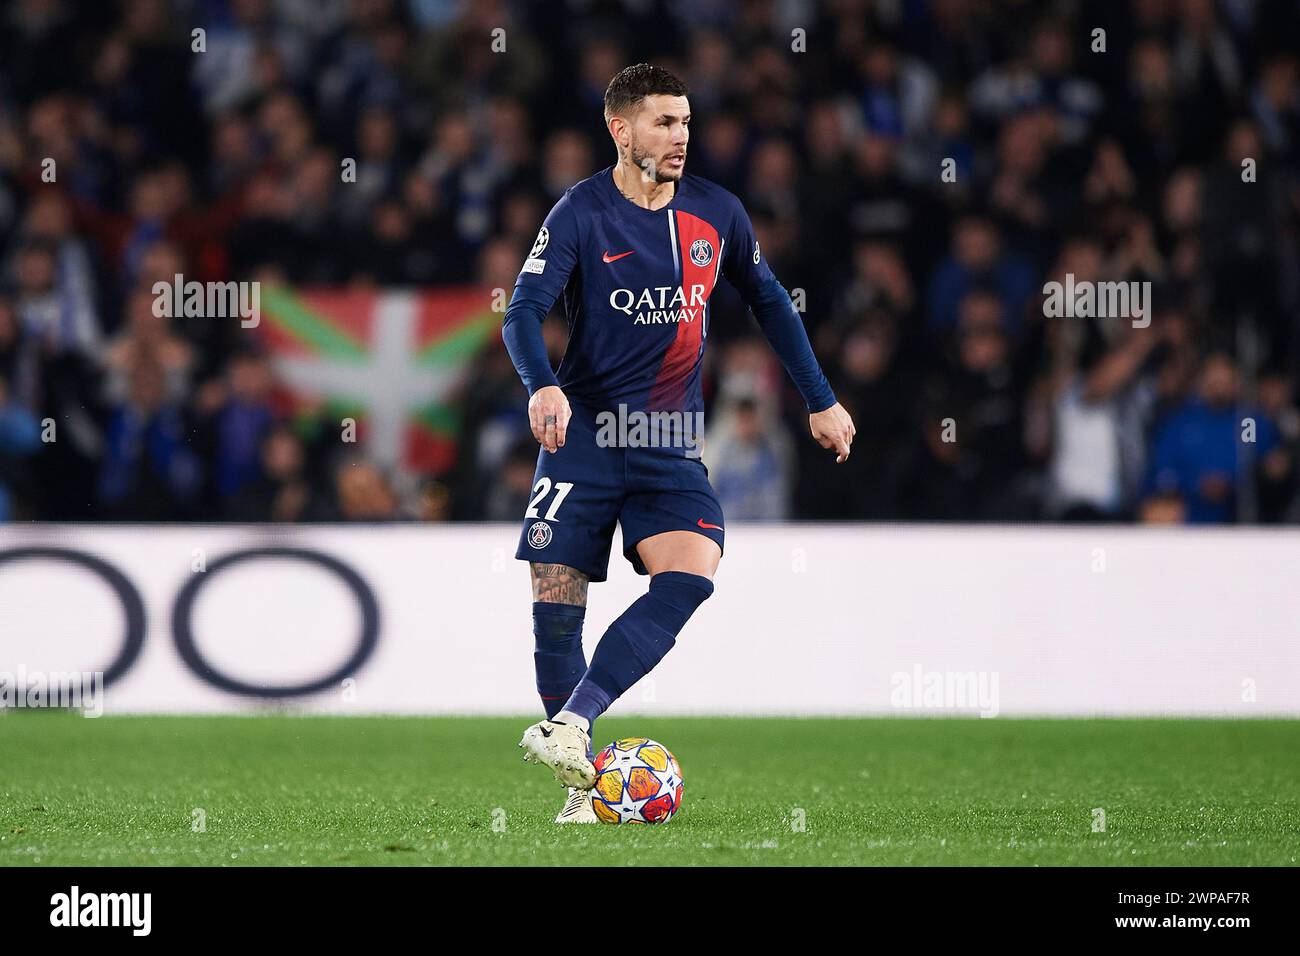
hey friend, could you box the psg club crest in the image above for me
[527,521,553,549]
[689,238,713,267]
[530,227,549,259]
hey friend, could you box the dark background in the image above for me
[1,0,1298,526]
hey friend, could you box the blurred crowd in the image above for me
[2,0,1299,525]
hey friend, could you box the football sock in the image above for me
[553,709,593,733]
[533,602,587,720]
[560,571,714,728]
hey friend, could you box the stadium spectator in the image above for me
[100,287,195,406]
[97,353,202,520]
[0,372,42,522]
[1045,320,1159,521]
[313,453,401,522]
[704,390,795,521]
[197,349,277,504]
[925,215,1037,335]
[1143,351,1282,523]
[224,423,313,523]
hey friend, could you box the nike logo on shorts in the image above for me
[697,518,723,531]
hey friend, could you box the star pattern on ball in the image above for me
[611,743,653,770]
[610,783,651,822]
[592,739,683,824]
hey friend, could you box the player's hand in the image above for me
[809,402,855,463]
[529,385,571,453]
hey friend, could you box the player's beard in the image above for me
[629,137,682,183]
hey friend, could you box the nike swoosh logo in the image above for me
[697,519,723,531]
[602,250,635,263]
[539,725,552,737]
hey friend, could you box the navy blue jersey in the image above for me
[504,165,835,417]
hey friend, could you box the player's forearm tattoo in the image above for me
[531,563,589,606]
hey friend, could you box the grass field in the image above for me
[1,714,1297,866]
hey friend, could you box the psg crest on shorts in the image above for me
[690,238,713,267]
[527,520,553,549]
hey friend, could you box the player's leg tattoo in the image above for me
[530,563,590,606]
[529,563,591,736]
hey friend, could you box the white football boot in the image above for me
[554,787,599,824]
[518,719,596,788]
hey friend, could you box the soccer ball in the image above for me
[590,737,683,824]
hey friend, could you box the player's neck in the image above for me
[612,160,676,211]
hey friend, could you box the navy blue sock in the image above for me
[533,603,586,721]
[561,571,714,728]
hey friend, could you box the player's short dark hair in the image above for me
[604,63,688,123]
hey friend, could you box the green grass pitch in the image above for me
[1,714,1296,866]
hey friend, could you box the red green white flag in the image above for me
[258,286,499,475]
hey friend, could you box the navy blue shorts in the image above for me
[514,402,725,582]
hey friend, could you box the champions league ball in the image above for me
[590,738,684,824]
